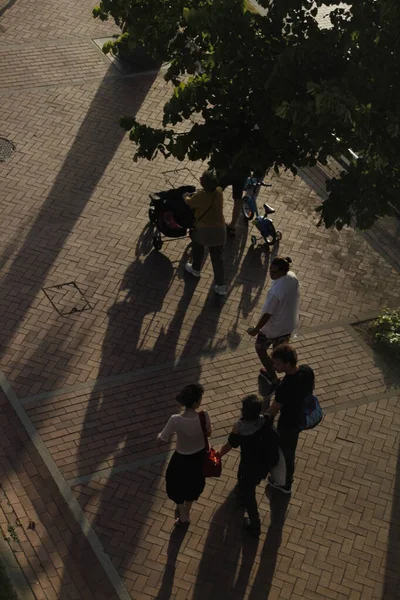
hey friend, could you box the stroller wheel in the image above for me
[149,208,157,225]
[276,230,282,241]
[153,235,163,251]
[251,235,257,246]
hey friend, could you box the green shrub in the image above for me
[370,309,400,359]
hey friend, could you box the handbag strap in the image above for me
[195,191,217,225]
[198,411,210,450]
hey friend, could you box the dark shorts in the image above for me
[255,332,291,351]
[218,173,246,200]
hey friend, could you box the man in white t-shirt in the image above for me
[248,256,300,390]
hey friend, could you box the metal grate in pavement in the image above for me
[0,137,15,162]
[161,166,198,189]
[42,281,93,316]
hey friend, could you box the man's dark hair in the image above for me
[176,383,204,408]
[271,343,298,366]
[241,394,262,421]
[271,256,292,274]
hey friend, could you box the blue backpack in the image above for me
[298,395,323,431]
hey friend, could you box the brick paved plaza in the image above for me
[0,1,400,599]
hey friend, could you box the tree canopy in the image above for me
[94,0,400,229]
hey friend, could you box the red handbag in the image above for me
[199,411,222,478]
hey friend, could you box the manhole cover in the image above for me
[42,281,93,316]
[0,137,15,162]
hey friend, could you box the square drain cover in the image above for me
[42,282,92,316]
[0,137,15,162]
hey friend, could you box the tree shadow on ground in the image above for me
[0,66,157,397]
[0,66,158,597]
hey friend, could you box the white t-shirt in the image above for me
[158,411,211,455]
[260,271,300,338]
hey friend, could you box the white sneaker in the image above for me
[214,284,227,296]
[185,263,201,278]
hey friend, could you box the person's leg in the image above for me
[239,471,261,534]
[269,447,287,487]
[184,501,193,520]
[227,180,245,231]
[256,334,291,384]
[191,241,205,273]
[228,197,244,230]
[255,334,278,383]
[209,245,224,286]
[256,348,278,383]
[176,503,190,523]
[277,426,300,489]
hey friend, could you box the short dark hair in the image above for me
[200,170,218,192]
[271,343,298,366]
[271,256,292,274]
[241,394,262,421]
[176,383,204,408]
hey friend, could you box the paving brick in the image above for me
[1,0,400,598]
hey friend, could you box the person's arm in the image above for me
[219,423,240,457]
[247,313,272,336]
[265,401,282,419]
[157,416,175,444]
[204,411,212,437]
[219,441,232,457]
[247,293,280,336]
[184,190,200,206]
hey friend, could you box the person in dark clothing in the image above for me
[219,395,284,537]
[217,168,249,235]
[266,344,315,495]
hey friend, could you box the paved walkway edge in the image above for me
[19,310,380,406]
[0,370,132,600]
[70,383,400,486]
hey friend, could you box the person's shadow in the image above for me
[247,486,290,600]
[191,489,259,600]
[154,526,190,600]
[66,239,228,594]
[227,244,271,350]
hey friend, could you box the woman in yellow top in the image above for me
[184,171,227,296]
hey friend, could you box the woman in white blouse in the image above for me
[158,384,211,525]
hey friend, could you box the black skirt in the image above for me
[166,449,206,504]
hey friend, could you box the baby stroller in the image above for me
[148,185,196,251]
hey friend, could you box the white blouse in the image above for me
[158,411,211,455]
